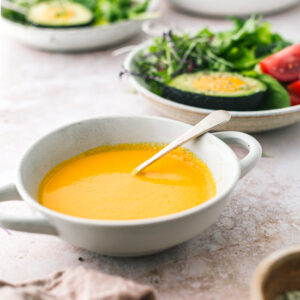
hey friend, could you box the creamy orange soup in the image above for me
[38,144,216,220]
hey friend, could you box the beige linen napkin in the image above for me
[0,266,156,300]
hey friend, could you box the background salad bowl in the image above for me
[0,0,159,52]
[0,116,261,256]
[123,30,300,133]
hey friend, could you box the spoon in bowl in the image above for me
[132,110,231,175]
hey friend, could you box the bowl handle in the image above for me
[0,183,57,235]
[213,131,262,179]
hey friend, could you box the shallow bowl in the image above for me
[0,116,261,256]
[123,42,300,133]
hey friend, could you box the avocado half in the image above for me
[163,71,267,111]
[26,1,94,28]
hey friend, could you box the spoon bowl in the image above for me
[133,110,231,174]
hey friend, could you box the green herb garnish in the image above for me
[275,291,300,300]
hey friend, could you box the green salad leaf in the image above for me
[93,0,150,25]
[257,74,290,110]
[1,8,26,24]
[1,0,32,24]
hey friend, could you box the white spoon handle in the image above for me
[133,110,231,175]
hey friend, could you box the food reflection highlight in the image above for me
[38,143,216,221]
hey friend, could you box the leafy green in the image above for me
[1,0,33,25]
[93,0,150,25]
[275,291,300,300]
[134,16,291,84]
[1,0,150,26]
[257,74,290,110]
[1,7,27,24]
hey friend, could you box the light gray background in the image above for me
[0,2,300,299]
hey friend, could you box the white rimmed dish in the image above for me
[123,41,300,133]
[0,116,261,256]
[0,0,158,52]
[166,0,300,17]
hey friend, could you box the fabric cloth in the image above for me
[0,266,156,300]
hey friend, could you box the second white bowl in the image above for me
[0,0,158,52]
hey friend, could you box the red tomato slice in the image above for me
[288,79,300,97]
[260,44,300,82]
[288,91,300,106]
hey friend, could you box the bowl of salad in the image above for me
[0,0,159,52]
[123,16,300,132]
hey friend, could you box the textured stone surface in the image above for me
[0,2,300,299]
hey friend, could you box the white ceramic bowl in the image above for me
[0,116,261,256]
[124,42,300,133]
[166,0,300,17]
[0,0,158,52]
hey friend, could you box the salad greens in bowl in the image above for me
[123,16,300,132]
[0,0,159,51]
[1,0,156,28]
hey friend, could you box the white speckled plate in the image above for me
[166,0,300,17]
[0,0,158,52]
[124,41,300,133]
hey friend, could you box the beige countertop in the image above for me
[0,2,300,299]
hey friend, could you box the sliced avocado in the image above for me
[26,1,94,28]
[163,71,267,111]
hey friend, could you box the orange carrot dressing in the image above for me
[38,144,216,220]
